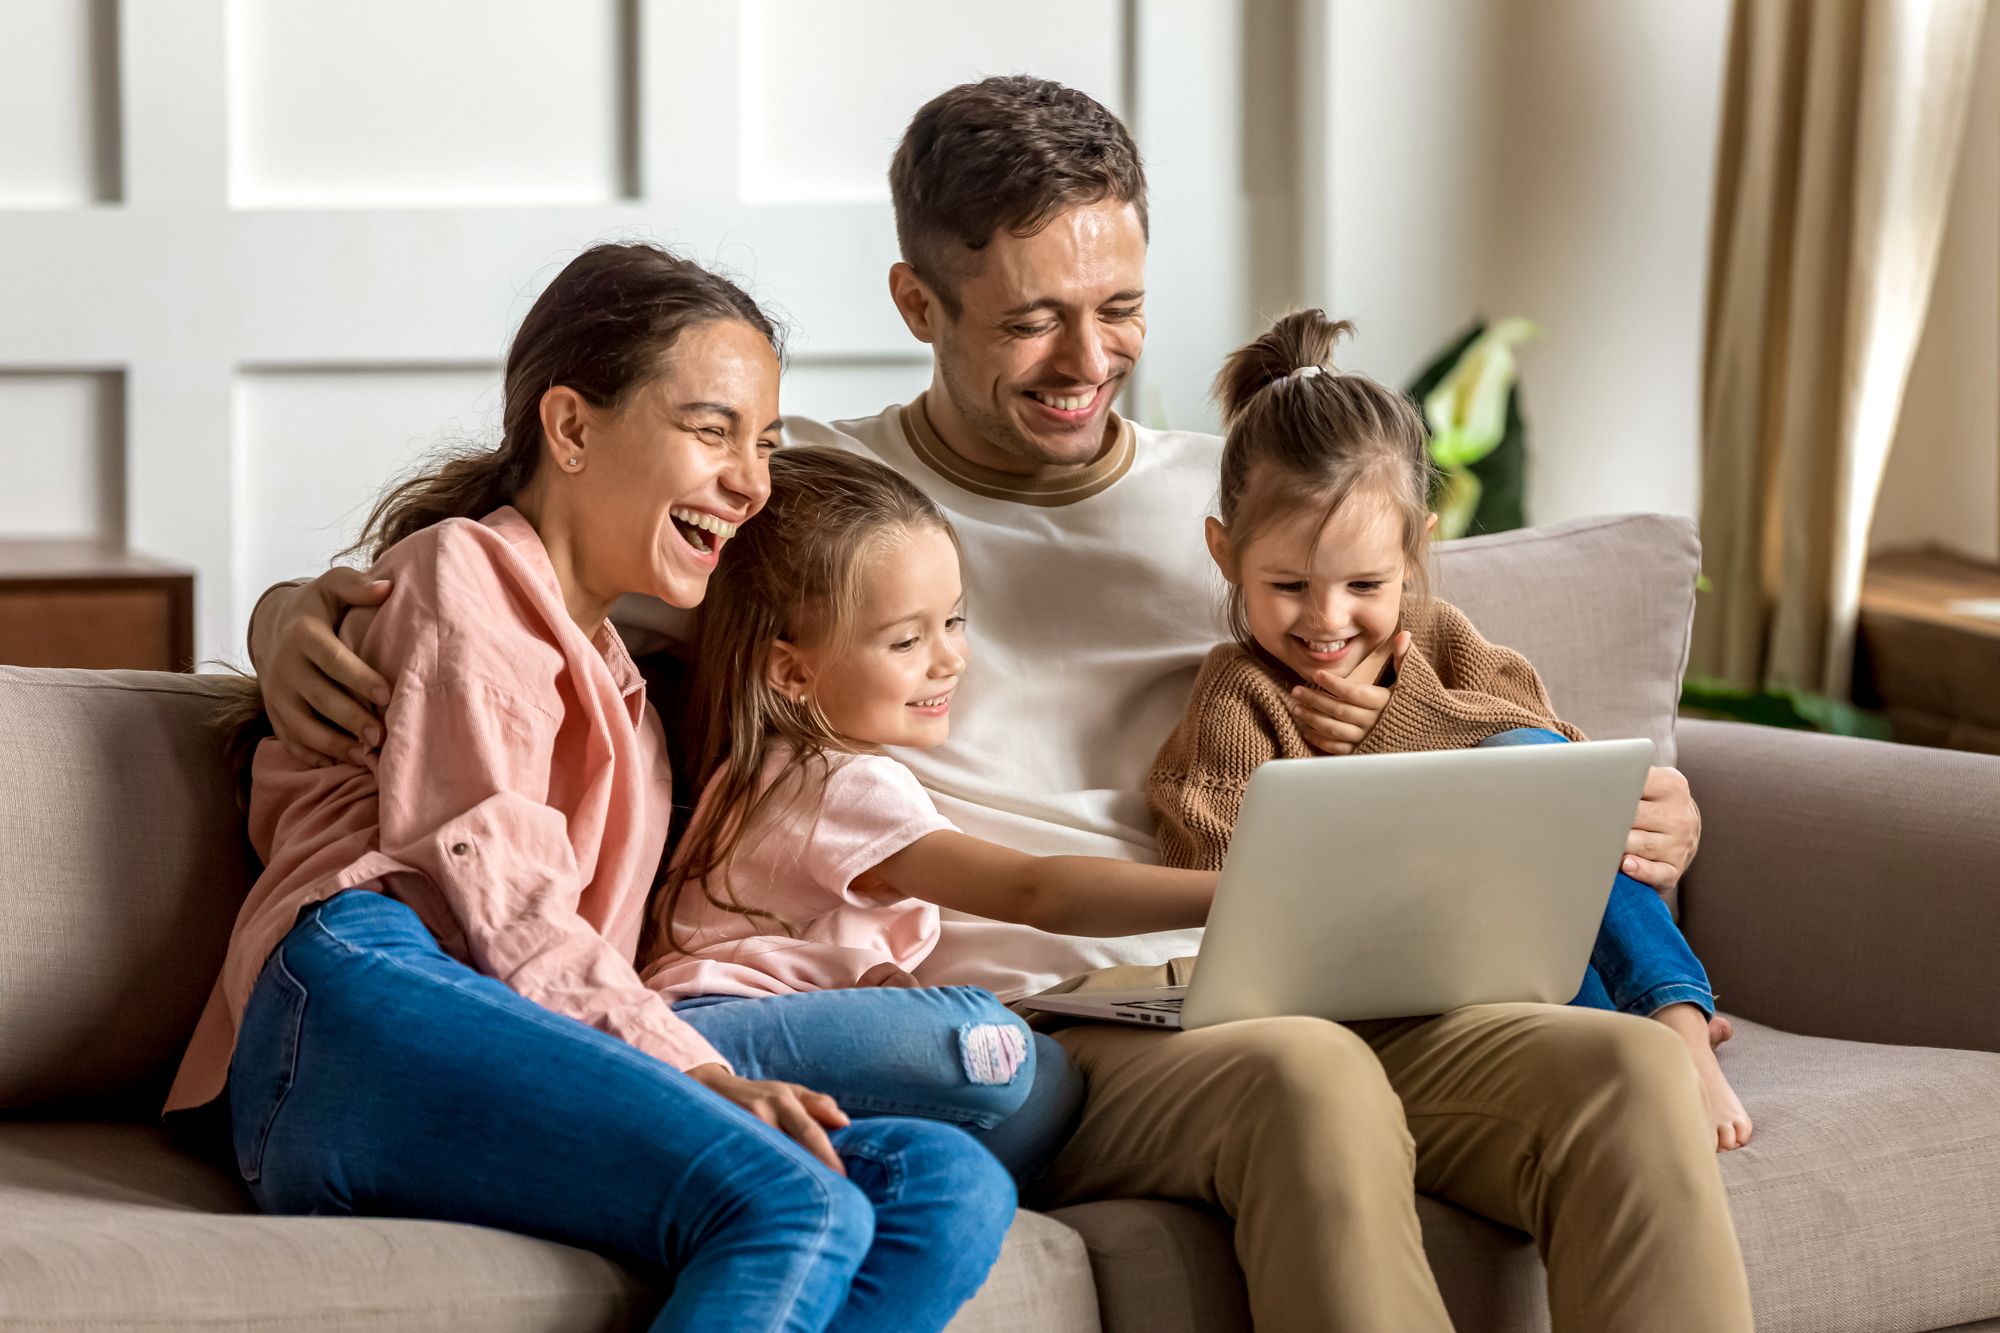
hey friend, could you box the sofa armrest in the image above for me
[1674,718,2000,1053]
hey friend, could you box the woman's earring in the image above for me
[565,456,582,469]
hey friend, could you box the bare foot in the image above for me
[1709,1014,1734,1049]
[1652,1004,1754,1151]
[1687,1040,1753,1151]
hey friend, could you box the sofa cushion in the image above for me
[1045,1199,1249,1333]
[1411,1019,2000,1333]
[0,668,253,1113]
[1435,513,1700,768]
[0,1122,1100,1333]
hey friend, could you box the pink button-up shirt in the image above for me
[166,507,725,1113]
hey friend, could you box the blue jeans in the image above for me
[1478,728,1716,1018]
[221,890,1015,1333]
[674,986,1086,1184]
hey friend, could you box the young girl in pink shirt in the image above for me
[645,445,1216,1176]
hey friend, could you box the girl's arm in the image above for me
[860,831,1216,937]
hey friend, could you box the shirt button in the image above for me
[450,842,470,855]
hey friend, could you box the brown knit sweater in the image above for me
[1147,600,1585,871]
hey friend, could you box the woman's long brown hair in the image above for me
[650,445,956,957]
[215,243,781,785]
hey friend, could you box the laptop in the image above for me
[1020,738,1654,1030]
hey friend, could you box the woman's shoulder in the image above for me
[362,511,571,691]
[371,511,539,595]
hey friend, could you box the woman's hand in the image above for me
[685,1064,851,1174]
[1288,631,1410,755]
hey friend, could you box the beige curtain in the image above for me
[1694,0,1988,698]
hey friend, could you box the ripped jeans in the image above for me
[675,987,1085,1183]
[1478,727,1717,1019]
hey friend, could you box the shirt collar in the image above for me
[483,505,648,716]
[897,396,1135,507]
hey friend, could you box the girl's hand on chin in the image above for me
[1287,631,1409,755]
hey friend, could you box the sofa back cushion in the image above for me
[0,668,254,1114]
[1434,513,1699,767]
[0,514,1699,1113]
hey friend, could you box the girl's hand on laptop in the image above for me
[686,1064,852,1175]
[1289,632,1410,755]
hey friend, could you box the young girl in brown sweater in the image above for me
[1147,310,1752,1151]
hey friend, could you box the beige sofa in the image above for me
[4,514,1998,1333]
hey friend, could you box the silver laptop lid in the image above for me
[1180,738,1654,1029]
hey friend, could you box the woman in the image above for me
[168,243,1016,1333]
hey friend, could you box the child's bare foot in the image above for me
[1653,1004,1754,1151]
[1709,1014,1734,1048]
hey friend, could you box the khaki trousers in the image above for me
[1033,979,1753,1332]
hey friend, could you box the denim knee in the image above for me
[942,988,1039,1127]
[850,1116,1017,1247]
[724,1155,877,1283]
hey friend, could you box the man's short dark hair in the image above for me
[889,75,1149,314]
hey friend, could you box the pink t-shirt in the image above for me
[166,508,726,1114]
[643,749,954,1000]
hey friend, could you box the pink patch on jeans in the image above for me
[957,1022,1028,1085]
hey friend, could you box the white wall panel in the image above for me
[0,0,1247,662]
[0,371,123,539]
[736,0,1124,203]
[226,0,633,206]
[233,366,501,621]
[0,0,118,205]
[1315,0,1730,526]
[780,357,933,431]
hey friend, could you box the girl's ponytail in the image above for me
[1213,309,1356,429]
[1209,311,1437,648]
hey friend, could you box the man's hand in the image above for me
[856,961,923,988]
[685,1064,851,1174]
[250,568,394,768]
[1623,765,1701,890]
[1288,632,1411,756]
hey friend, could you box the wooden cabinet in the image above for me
[1855,548,2000,756]
[0,541,195,672]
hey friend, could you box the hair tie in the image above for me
[1287,364,1324,382]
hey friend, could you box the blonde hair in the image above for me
[1212,310,1437,648]
[653,445,959,955]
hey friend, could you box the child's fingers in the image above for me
[1301,672,1391,709]
[1294,710,1369,752]
[1289,686,1374,728]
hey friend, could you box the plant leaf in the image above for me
[1423,320,1543,469]
[1434,467,1482,541]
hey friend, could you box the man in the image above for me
[249,77,1751,1332]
